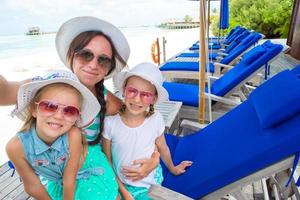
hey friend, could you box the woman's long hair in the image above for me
[67,31,127,145]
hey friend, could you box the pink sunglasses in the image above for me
[124,86,156,104]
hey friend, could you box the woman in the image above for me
[1,16,160,199]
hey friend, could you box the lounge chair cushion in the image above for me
[250,70,300,128]
[163,81,208,107]
[242,48,265,64]
[176,52,217,60]
[160,61,215,73]
[220,32,262,65]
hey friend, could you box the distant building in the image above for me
[158,21,200,29]
[26,27,40,35]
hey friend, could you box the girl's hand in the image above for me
[121,157,158,181]
[171,161,193,175]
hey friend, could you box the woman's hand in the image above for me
[121,151,160,181]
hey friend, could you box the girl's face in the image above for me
[72,35,113,90]
[123,76,157,117]
[32,85,81,145]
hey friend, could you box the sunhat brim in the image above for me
[13,74,100,127]
[115,71,169,104]
[55,16,130,79]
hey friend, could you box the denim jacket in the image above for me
[17,125,69,182]
[17,124,104,184]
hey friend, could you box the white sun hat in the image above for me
[55,16,130,79]
[114,62,169,103]
[11,70,100,127]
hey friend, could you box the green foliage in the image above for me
[211,0,293,38]
[212,8,217,14]
[184,15,193,22]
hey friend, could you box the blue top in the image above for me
[17,124,105,184]
[17,124,69,182]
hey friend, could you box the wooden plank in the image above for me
[14,190,31,200]
[0,163,11,178]
[0,161,30,200]
[148,184,193,200]
[3,183,27,200]
[155,101,182,131]
[0,176,23,199]
[0,172,20,194]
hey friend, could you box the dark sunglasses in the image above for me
[74,49,113,71]
[35,100,80,123]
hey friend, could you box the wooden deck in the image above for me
[0,162,32,200]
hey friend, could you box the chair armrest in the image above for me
[205,93,240,106]
[218,52,228,56]
[207,75,219,80]
[180,119,208,132]
[214,63,233,69]
[207,75,219,84]
[148,184,194,200]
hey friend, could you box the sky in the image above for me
[0,0,219,36]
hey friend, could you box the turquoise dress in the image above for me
[47,89,118,200]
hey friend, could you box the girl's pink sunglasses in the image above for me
[124,86,156,104]
[35,100,80,123]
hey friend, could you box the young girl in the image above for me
[6,70,102,200]
[102,62,193,199]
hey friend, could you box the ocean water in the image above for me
[0,26,199,164]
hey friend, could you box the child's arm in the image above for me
[156,134,192,175]
[63,127,83,200]
[6,136,51,199]
[102,137,133,200]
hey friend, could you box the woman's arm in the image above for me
[105,91,123,115]
[63,127,83,200]
[121,150,160,181]
[0,75,30,105]
[156,135,192,175]
[6,136,51,199]
[102,137,133,200]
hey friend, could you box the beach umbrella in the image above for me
[198,0,207,123]
[219,0,229,29]
[189,0,210,123]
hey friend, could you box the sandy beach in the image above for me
[0,27,199,164]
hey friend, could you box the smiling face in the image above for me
[123,76,157,117]
[32,84,82,145]
[72,35,113,90]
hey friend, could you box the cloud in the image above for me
[1,0,201,34]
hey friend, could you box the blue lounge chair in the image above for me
[152,67,300,199]
[177,29,251,61]
[192,26,248,50]
[162,41,283,121]
[161,32,263,79]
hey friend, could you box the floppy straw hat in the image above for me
[11,70,100,127]
[55,16,130,79]
[115,62,169,103]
